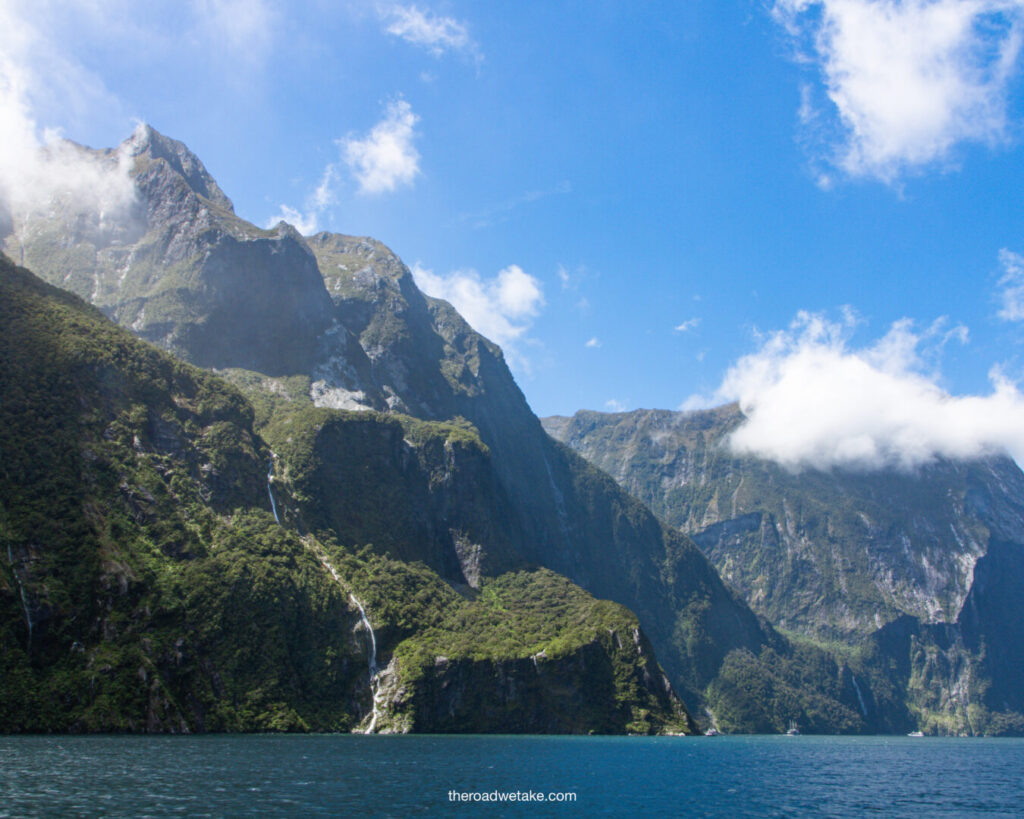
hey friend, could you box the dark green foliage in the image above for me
[0,258,361,731]
[0,257,690,734]
[322,548,691,734]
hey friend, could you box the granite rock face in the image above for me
[544,406,1024,734]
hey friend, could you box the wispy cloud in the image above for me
[412,262,544,371]
[605,399,627,412]
[773,0,1024,182]
[381,4,481,62]
[674,317,701,333]
[458,181,571,229]
[343,98,421,195]
[686,310,1024,470]
[265,164,337,234]
[585,337,601,348]
[997,248,1024,320]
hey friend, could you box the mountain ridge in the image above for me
[0,254,690,734]
[2,125,913,733]
[544,406,1024,734]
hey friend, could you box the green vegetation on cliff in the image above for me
[0,257,689,734]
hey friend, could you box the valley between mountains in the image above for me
[1,126,1020,735]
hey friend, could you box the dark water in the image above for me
[2,734,1023,817]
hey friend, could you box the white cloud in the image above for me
[773,0,1024,181]
[411,262,544,369]
[382,4,480,61]
[265,98,421,228]
[264,203,318,235]
[997,248,1024,320]
[264,164,337,235]
[605,399,627,412]
[692,310,1024,470]
[0,4,136,225]
[343,99,421,195]
[586,337,601,348]
[675,317,701,333]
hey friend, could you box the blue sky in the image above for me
[5,0,1024,467]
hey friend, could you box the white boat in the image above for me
[786,721,800,736]
[907,731,924,737]
[704,728,720,736]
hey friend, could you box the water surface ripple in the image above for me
[1,734,1021,817]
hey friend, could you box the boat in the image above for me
[704,728,720,736]
[907,731,924,737]
[786,721,800,736]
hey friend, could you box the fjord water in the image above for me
[2,736,1023,817]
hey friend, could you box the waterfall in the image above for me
[267,455,280,524]
[7,542,32,649]
[349,593,378,676]
[308,542,383,733]
[349,592,384,734]
[852,675,868,717]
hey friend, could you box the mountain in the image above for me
[0,255,689,734]
[3,125,885,733]
[543,406,1024,735]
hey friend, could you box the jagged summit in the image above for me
[124,123,235,212]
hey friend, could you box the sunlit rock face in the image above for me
[545,406,1024,733]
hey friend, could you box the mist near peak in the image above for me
[0,40,137,238]
[689,311,1024,471]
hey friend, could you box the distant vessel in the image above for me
[704,728,720,736]
[786,721,800,736]
[907,731,924,737]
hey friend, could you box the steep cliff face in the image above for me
[5,126,335,375]
[544,406,1024,734]
[2,127,874,732]
[0,257,690,734]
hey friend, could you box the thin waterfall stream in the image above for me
[6,541,32,649]
[265,456,380,732]
[267,454,280,524]
[308,542,382,733]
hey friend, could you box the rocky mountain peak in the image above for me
[124,124,234,213]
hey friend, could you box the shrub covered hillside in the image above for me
[0,256,689,734]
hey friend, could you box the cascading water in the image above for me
[852,675,869,717]
[349,593,384,733]
[267,455,281,525]
[7,542,33,649]
[308,542,383,733]
[348,594,378,676]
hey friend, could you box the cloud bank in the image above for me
[689,311,1024,470]
[773,0,1024,181]
[412,262,544,370]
